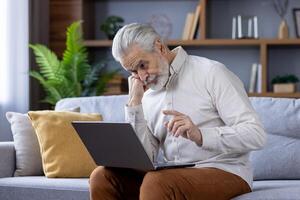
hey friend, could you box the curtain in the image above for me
[0,0,29,141]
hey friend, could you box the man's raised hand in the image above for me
[163,110,203,146]
[127,75,145,106]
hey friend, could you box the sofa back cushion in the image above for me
[55,96,300,180]
[249,97,300,180]
[55,95,128,122]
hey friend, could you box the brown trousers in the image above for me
[89,166,251,200]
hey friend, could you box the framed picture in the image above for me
[293,8,300,38]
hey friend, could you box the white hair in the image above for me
[112,23,162,62]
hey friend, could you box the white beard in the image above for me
[145,57,170,91]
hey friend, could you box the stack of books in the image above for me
[182,4,202,40]
[103,75,128,95]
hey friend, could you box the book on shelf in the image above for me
[182,12,194,40]
[248,63,262,93]
[256,64,262,93]
[249,63,258,93]
[189,4,201,40]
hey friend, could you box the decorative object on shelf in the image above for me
[232,15,258,39]
[272,74,299,93]
[148,14,172,40]
[103,74,128,95]
[30,21,117,106]
[293,8,300,38]
[100,16,124,40]
[273,0,289,39]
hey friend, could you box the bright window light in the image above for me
[0,0,9,104]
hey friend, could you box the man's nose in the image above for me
[137,69,148,81]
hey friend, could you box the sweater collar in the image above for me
[170,46,187,74]
[165,46,188,88]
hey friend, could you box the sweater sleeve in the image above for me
[125,104,160,162]
[200,63,266,154]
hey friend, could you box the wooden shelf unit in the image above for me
[50,0,300,98]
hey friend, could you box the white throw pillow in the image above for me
[5,107,80,176]
[6,112,43,176]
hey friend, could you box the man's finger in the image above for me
[162,110,183,116]
[174,125,189,137]
[164,121,168,127]
[167,116,185,132]
[172,120,186,134]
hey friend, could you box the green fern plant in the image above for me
[30,21,117,105]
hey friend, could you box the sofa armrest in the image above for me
[0,142,15,177]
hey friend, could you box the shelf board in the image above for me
[248,92,300,98]
[167,39,262,46]
[84,40,112,47]
[264,39,300,45]
[84,39,300,47]
[167,39,300,46]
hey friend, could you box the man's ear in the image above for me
[154,39,165,55]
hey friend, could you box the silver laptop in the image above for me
[72,121,195,171]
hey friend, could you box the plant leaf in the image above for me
[29,71,62,105]
[29,44,63,84]
[62,21,91,84]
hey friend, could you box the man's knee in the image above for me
[140,171,173,199]
[89,166,115,196]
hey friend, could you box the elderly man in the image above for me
[89,23,266,200]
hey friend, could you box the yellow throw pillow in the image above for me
[28,111,102,178]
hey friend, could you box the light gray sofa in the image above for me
[1,95,300,200]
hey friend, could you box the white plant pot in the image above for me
[273,83,296,93]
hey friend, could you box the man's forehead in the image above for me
[122,52,140,69]
[121,46,147,69]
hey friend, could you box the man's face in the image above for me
[121,45,170,90]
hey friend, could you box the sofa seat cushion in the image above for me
[233,180,300,200]
[0,176,89,200]
[250,134,300,180]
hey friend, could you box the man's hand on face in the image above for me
[128,75,145,106]
[163,110,203,146]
